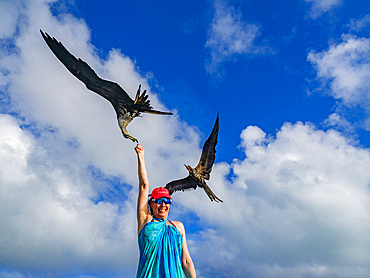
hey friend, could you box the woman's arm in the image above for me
[175,221,196,278]
[134,144,151,234]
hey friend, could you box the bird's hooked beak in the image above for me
[184,164,192,174]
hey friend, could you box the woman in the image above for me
[134,144,196,278]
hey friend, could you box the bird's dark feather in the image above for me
[40,30,172,142]
[195,114,219,180]
[40,30,133,113]
[165,114,222,202]
[165,176,197,194]
[40,30,172,116]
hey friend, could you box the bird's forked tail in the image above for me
[133,85,172,115]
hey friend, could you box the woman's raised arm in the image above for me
[134,144,151,233]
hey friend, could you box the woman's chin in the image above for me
[154,211,168,219]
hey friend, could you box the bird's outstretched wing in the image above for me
[166,175,223,202]
[195,114,219,180]
[40,30,133,112]
[165,176,197,195]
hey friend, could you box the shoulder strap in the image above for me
[168,219,177,228]
[152,217,176,228]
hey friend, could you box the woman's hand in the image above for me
[134,144,144,155]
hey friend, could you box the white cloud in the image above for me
[305,0,342,19]
[0,0,20,39]
[185,122,370,277]
[205,0,266,75]
[308,35,370,129]
[323,112,355,134]
[347,15,370,32]
[307,35,370,105]
[0,113,138,275]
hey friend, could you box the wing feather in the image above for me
[133,86,172,115]
[195,114,219,180]
[165,176,197,195]
[40,30,133,111]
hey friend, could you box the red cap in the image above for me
[150,187,172,200]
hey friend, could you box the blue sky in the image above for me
[72,0,370,162]
[0,0,370,277]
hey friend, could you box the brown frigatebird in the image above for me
[40,30,172,142]
[165,114,223,202]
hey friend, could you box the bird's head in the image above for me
[184,164,193,174]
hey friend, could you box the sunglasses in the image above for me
[151,197,172,205]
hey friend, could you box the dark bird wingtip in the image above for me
[40,29,52,41]
[40,29,48,36]
[40,29,46,37]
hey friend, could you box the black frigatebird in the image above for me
[40,30,172,142]
[166,114,223,202]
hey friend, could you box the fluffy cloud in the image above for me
[0,0,21,39]
[0,114,138,276]
[205,0,266,75]
[347,15,370,33]
[305,0,342,19]
[307,35,370,130]
[186,122,370,277]
[308,35,370,105]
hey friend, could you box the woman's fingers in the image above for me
[135,144,144,153]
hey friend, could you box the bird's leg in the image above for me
[120,125,138,142]
[118,113,138,142]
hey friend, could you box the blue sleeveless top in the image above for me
[136,218,184,278]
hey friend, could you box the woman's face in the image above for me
[150,199,171,220]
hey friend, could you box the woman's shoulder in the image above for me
[171,220,185,236]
